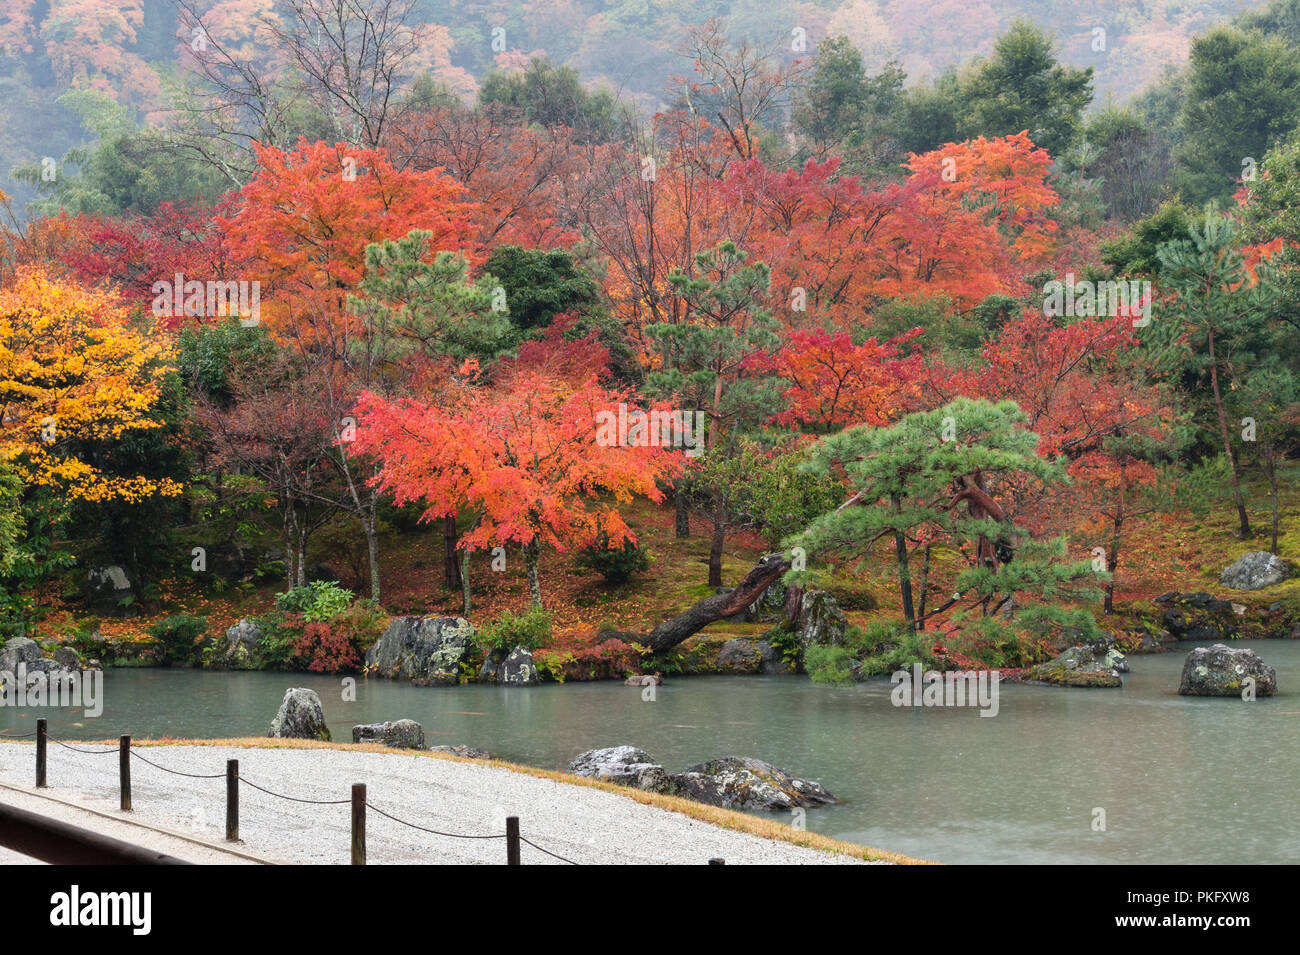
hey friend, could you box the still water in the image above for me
[3,640,1297,864]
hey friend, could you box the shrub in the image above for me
[254,610,307,669]
[147,614,209,665]
[478,608,552,655]
[291,621,362,674]
[577,533,651,585]
[805,644,855,684]
[274,580,354,622]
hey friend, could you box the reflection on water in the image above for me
[3,640,1297,864]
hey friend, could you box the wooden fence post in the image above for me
[351,783,366,865]
[119,735,131,811]
[506,816,521,865]
[226,760,239,842]
[35,719,46,788]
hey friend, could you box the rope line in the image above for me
[0,731,37,739]
[50,738,118,755]
[129,749,224,779]
[519,836,581,865]
[364,801,506,840]
[237,775,351,805]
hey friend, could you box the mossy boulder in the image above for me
[1020,641,1127,688]
[268,687,331,741]
[365,616,474,685]
[1178,644,1277,697]
[673,756,837,811]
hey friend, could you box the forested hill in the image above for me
[0,0,1268,209]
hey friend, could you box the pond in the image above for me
[3,639,1297,864]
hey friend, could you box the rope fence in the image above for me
[3,718,590,865]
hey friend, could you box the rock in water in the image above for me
[351,719,425,749]
[268,688,331,741]
[220,619,262,669]
[1220,552,1289,590]
[715,638,763,674]
[479,646,539,686]
[795,590,848,646]
[1157,593,1240,641]
[53,646,82,670]
[1020,640,1128,688]
[0,636,41,673]
[364,616,474,685]
[567,746,678,794]
[1178,644,1277,697]
[673,756,836,811]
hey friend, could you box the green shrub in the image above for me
[146,614,209,665]
[478,608,552,655]
[805,645,855,684]
[577,533,651,585]
[253,610,307,669]
[274,580,354,622]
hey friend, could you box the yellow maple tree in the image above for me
[0,266,182,502]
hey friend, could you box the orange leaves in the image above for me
[747,327,928,433]
[0,266,180,502]
[353,330,682,557]
[225,140,476,346]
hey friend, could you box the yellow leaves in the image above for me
[0,265,180,501]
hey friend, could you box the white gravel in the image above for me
[0,743,878,865]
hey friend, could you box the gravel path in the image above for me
[0,743,876,865]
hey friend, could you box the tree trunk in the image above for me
[523,540,542,609]
[707,505,726,588]
[296,527,306,588]
[1268,445,1280,555]
[364,515,380,603]
[674,487,690,538]
[642,554,791,655]
[893,495,916,630]
[1104,519,1122,615]
[460,546,472,617]
[915,544,931,631]
[1208,327,1250,538]
[443,514,461,589]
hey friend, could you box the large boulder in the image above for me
[1157,593,1240,642]
[0,636,42,673]
[1020,639,1128,688]
[567,746,678,794]
[219,619,262,669]
[1220,552,1289,591]
[715,638,763,674]
[755,637,795,675]
[85,565,133,614]
[268,688,331,741]
[365,616,474,685]
[478,646,539,686]
[673,756,836,811]
[352,719,425,749]
[53,646,82,670]
[1178,644,1277,697]
[794,589,848,646]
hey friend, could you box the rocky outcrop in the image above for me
[0,636,42,673]
[623,673,663,686]
[429,745,490,759]
[53,646,82,670]
[478,646,538,686]
[1019,639,1128,688]
[219,619,262,669]
[365,616,474,685]
[715,638,763,674]
[567,746,679,794]
[674,756,837,811]
[1178,644,1277,697]
[794,590,848,646]
[1221,552,1289,590]
[85,565,134,614]
[268,688,331,741]
[352,719,425,749]
[1157,593,1241,641]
